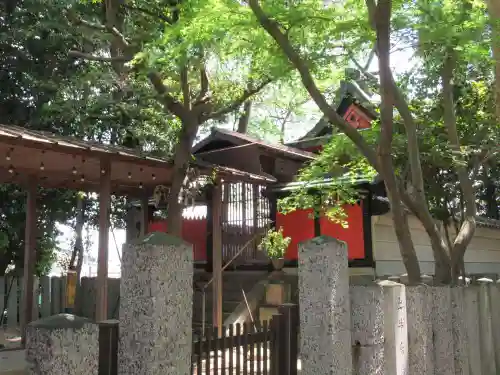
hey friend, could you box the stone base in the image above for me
[25,314,98,375]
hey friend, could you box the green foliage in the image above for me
[258,227,291,259]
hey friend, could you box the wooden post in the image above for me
[140,195,149,237]
[21,176,37,343]
[277,304,299,375]
[212,180,223,336]
[96,159,111,322]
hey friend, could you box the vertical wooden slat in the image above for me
[206,325,213,375]
[51,276,61,314]
[96,158,111,322]
[221,325,226,375]
[32,277,39,321]
[40,276,51,318]
[242,322,248,375]
[196,333,203,375]
[228,324,235,374]
[60,275,67,313]
[21,178,37,342]
[7,277,18,329]
[18,276,24,326]
[0,277,4,326]
[255,322,262,375]
[249,322,255,375]
[213,326,220,375]
[212,181,223,336]
[235,323,242,375]
[263,320,269,375]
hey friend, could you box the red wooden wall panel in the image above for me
[148,219,207,261]
[276,209,315,260]
[319,203,365,260]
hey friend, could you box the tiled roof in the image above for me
[193,127,315,160]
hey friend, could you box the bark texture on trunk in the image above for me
[374,0,421,283]
[165,117,199,237]
[237,101,252,133]
[442,52,477,284]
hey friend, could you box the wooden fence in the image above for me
[191,304,298,375]
[0,276,121,327]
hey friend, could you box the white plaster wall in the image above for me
[372,214,500,276]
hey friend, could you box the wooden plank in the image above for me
[0,276,4,326]
[51,276,61,314]
[21,178,37,341]
[32,277,39,321]
[96,158,111,322]
[60,275,67,312]
[40,276,51,318]
[212,181,223,335]
[7,277,18,329]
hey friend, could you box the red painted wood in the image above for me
[343,104,372,129]
[276,204,366,261]
[319,203,366,260]
[148,219,208,261]
[276,209,315,260]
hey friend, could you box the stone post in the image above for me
[451,287,469,375]
[25,314,99,375]
[379,280,408,375]
[477,278,496,375]
[406,286,434,375]
[119,232,193,375]
[298,236,351,375]
[463,286,481,375]
[490,282,500,371]
[432,287,455,375]
[350,280,408,375]
[350,285,384,375]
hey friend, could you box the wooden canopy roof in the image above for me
[0,125,176,195]
[0,125,276,195]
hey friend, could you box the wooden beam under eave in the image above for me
[21,176,37,344]
[96,159,111,322]
[212,180,223,336]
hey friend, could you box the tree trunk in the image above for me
[442,51,477,284]
[165,118,199,236]
[237,101,252,133]
[374,0,421,284]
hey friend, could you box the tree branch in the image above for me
[205,78,272,120]
[147,71,189,120]
[180,65,191,109]
[68,50,131,62]
[442,50,476,260]
[122,4,173,24]
[248,0,380,170]
[196,66,210,103]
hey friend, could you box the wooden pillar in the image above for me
[21,176,37,343]
[140,195,149,237]
[212,180,223,335]
[96,159,111,322]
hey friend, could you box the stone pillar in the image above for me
[451,287,469,375]
[379,280,408,375]
[477,278,496,375]
[432,287,455,375]
[298,236,351,375]
[350,285,384,375]
[119,232,193,375]
[463,286,481,375]
[489,282,500,372]
[25,314,98,375]
[406,286,434,375]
